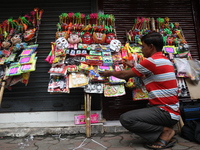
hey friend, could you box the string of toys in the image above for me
[45,13,200,100]
[0,8,43,104]
[46,12,131,97]
[126,17,200,99]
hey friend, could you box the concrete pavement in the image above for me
[0,132,200,150]
[0,120,200,150]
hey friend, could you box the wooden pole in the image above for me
[0,80,6,106]
[85,93,91,137]
[0,68,7,106]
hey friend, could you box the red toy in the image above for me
[81,32,93,44]
[105,33,116,44]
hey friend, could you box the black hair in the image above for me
[141,32,163,52]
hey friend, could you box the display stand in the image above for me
[0,67,8,106]
[72,93,107,150]
[85,93,91,137]
[0,79,6,106]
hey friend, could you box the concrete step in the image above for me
[0,120,128,137]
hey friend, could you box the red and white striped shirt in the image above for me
[132,52,180,120]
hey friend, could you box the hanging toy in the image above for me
[92,32,106,44]
[67,32,81,49]
[56,30,69,39]
[45,42,56,64]
[23,28,36,41]
[81,32,93,44]
[55,37,68,57]
[109,39,121,52]
[55,37,69,50]
[37,9,44,26]
[105,33,116,44]
[2,40,11,49]
[45,50,52,63]
[11,33,22,46]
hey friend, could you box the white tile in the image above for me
[0,111,101,124]
[0,113,15,123]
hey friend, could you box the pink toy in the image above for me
[68,33,81,49]
[74,113,99,125]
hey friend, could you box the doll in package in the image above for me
[104,84,126,97]
[48,75,70,93]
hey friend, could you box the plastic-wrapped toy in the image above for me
[48,75,70,93]
[13,42,27,52]
[47,37,68,63]
[78,63,89,73]
[85,55,103,66]
[174,58,193,78]
[19,53,36,64]
[163,45,177,60]
[112,52,123,64]
[102,51,113,66]
[6,63,22,76]
[132,87,148,100]
[74,113,99,124]
[19,46,37,57]
[89,50,102,56]
[5,53,16,63]
[48,63,68,75]
[20,57,37,73]
[66,65,79,73]
[78,43,88,49]
[19,44,38,57]
[21,72,30,85]
[88,66,106,82]
[104,84,126,97]
[68,72,88,88]
[109,76,126,84]
[98,65,113,72]
[84,82,103,94]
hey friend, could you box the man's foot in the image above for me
[146,138,177,149]
[145,127,177,149]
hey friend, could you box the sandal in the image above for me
[145,137,177,149]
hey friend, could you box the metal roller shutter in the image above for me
[103,0,200,59]
[101,0,200,120]
[0,0,101,112]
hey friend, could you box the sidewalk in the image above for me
[0,120,199,150]
[0,132,199,150]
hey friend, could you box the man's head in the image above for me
[141,32,163,57]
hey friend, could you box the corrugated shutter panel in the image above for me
[101,0,200,120]
[0,0,101,112]
[103,0,200,59]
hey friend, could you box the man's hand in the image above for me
[123,59,134,68]
[100,69,137,79]
[99,70,112,77]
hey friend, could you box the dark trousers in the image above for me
[119,106,178,143]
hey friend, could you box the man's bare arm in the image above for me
[100,69,137,80]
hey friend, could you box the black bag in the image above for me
[181,120,200,143]
[180,99,200,122]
